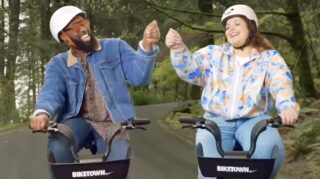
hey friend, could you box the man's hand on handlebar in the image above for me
[29,113,50,131]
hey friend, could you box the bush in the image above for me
[286,118,320,177]
[130,90,158,105]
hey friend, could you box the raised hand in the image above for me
[142,20,160,51]
[165,28,185,51]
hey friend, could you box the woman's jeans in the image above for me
[196,114,285,179]
[47,117,129,178]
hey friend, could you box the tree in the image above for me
[283,0,318,97]
[0,0,20,124]
[0,0,5,83]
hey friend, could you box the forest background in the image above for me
[0,0,319,178]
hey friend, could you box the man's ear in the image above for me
[59,32,68,43]
[59,32,76,47]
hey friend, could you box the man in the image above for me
[29,5,159,167]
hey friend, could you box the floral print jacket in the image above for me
[170,43,300,120]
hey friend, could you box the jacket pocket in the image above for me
[65,75,84,105]
[97,57,125,82]
[97,57,120,69]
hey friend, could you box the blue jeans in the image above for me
[47,117,129,178]
[196,114,285,179]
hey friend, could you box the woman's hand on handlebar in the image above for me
[29,113,50,131]
[279,107,299,126]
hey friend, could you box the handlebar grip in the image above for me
[266,116,295,128]
[131,119,150,125]
[31,130,46,133]
[179,118,197,124]
[266,116,282,124]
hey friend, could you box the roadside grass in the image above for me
[0,121,27,133]
[160,100,202,144]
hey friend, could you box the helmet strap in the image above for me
[234,38,250,50]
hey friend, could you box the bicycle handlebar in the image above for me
[179,117,204,125]
[122,118,150,130]
[179,116,294,158]
[31,117,150,163]
[266,116,295,128]
[31,118,151,133]
[180,116,294,128]
[30,121,58,133]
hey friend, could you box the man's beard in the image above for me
[72,32,96,52]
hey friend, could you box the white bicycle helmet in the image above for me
[221,4,258,26]
[50,6,86,42]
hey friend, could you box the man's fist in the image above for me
[29,113,50,131]
[142,20,160,51]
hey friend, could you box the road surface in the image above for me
[0,103,197,179]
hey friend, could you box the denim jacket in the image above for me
[170,43,299,119]
[36,38,159,123]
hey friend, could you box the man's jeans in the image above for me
[47,117,129,178]
[196,114,285,179]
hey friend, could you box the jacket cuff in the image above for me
[170,44,186,53]
[138,40,159,56]
[32,109,51,119]
[278,102,300,113]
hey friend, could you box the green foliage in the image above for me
[0,121,27,132]
[129,87,174,105]
[308,141,320,178]
[286,120,320,157]
[286,119,320,177]
[161,100,203,143]
[166,100,203,126]
[189,101,204,116]
[152,57,179,91]
[130,89,158,105]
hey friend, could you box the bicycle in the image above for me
[180,116,293,179]
[32,117,150,179]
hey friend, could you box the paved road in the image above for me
[0,103,197,179]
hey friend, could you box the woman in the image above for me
[165,4,299,179]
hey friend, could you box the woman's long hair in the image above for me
[245,16,274,52]
[250,30,274,53]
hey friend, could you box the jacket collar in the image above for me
[67,38,102,67]
[222,43,260,60]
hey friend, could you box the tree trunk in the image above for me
[286,1,318,97]
[1,0,21,123]
[39,0,51,84]
[0,0,5,124]
[0,0,5,83]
